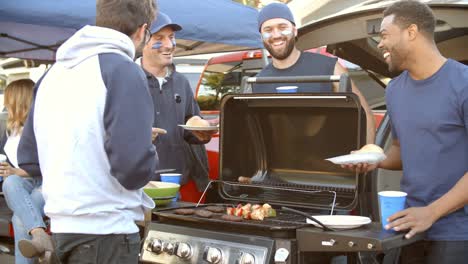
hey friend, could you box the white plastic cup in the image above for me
[378,191,407,230]
[276,86,298,93]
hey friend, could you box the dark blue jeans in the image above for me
[401,240,468,264]
[52,232,140,264]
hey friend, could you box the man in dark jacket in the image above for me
[139,12,216,202]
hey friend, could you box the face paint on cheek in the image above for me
[280,30,292,37]
[262,32,272,40]
[261,30,293,40]
[152,41,162,49]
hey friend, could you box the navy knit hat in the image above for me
[257,3,295,31]
[150,12,182,34]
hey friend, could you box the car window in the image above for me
[180,72,202,93]
[197,71,249,111]
[197,59,261,111]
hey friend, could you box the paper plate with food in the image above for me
[178,116,218,131]
[326,144,386,165]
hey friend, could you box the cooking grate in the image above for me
[155,205,310,231]
[197,180,343,214]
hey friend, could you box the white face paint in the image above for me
[261,29,293,40]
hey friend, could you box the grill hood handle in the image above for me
[245,74,352,93]
[281,206,336,232]
[154,169,176,174]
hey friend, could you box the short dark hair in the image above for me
[96,0,157,37]
[383,0,436,38]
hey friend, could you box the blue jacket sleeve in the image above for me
[18,80,42,177]
[101,54,158,190]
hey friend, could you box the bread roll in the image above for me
[186,116,210,127]
[357,144,384,154]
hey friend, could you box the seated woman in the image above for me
[1,79,53,264]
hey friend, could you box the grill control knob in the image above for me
[367,243,375,250]
[176,242,192,259]
[204,247,222,264]
[348,241,355,248]
[147,239,163,254]
[240,253,256,264]
[163,242,175,255]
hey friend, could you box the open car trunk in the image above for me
[297,0,468,78]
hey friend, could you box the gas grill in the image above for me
[140,75,423,264]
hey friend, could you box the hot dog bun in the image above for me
[356,144,384,154]
[186,116,210,127]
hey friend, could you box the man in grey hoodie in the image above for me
[17,0,158,263]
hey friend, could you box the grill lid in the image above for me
[217,75,367,211]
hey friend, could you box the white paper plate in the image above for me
[306,215,371,230]
[326,152,386,165]
[178,125,219,131]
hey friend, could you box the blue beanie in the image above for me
[257,3,295,31]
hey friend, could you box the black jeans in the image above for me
[401,240,468,264]
[52,232,140,264]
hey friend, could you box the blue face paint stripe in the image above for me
[152,42,162,49]
[151,39,176,50]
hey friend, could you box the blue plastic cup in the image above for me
[378,191,407,230]
[276,86,298,93]
[160,173,181,201]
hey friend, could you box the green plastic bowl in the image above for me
[143,181,180,206]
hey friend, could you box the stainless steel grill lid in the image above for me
[218,92,367,211]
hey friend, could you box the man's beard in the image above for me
[386,44,407,73]
[264,36,295,60]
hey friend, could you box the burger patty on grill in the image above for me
[221,214,243,222]
[174,208,195,215]
[195,210,214,218]
[205,206,224,213]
